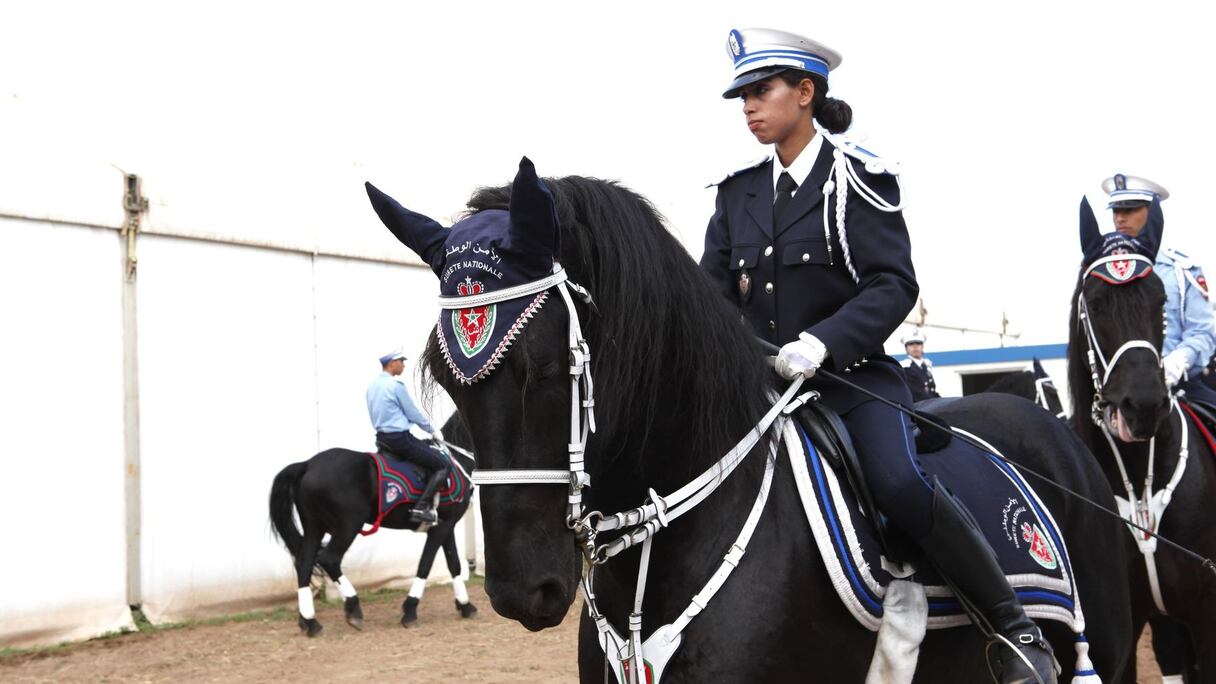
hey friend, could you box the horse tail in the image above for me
[269,461,309,560]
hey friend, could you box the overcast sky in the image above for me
[4,1,1214,350]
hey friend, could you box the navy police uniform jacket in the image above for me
[701,137,919,412]
[901,358,940,402]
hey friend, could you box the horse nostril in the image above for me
[531,578,568,615]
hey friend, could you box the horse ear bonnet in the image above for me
[428,156,563,385]
[365,182,448,276]
[1079,195,1162,285]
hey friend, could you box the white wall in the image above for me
[135,236,320,621]
[0,218,134,647]
[132,236,463,623]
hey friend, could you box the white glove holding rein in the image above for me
[775,333,829,380]
[1162,350,1190,388]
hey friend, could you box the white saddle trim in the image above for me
[790,420,1086,633]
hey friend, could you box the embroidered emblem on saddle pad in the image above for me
[362,449,472,535]
[788,425,1083,633]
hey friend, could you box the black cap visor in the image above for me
[722,66,791,99]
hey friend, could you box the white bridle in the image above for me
[456,264,804,684]
[1077,253,1162,426]
[450,265,598,532]
[1076,252,1186,614]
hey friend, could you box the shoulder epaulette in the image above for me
[1160,247,1193,269]
[825,134,901,176]
[706,156,770,188]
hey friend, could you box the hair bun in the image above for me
[815,97,853,135]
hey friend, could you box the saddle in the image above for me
[793,398,953,565]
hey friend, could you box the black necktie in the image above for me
[773,171,798,227]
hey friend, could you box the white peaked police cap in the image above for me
[1102,173,1169,209]
[722,27,842,99]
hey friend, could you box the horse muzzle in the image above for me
[1103,404,1154,442]
[485,571,577,631]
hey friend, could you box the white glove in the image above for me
[1162,351,1190,387]
[775,333,829,380]
[430,428,445,443]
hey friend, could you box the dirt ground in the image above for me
[0,584,1169,683]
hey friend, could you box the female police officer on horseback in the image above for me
[700,28,1056,683]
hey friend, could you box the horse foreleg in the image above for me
[295,523,325,637]
[578,609,607,684]
[1147,615,1197,683]
[441,525,478,618]
[316,525,364,631]
[402,525,446,628]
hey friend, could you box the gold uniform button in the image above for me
[801,253,810,263]
[765,282,774,294]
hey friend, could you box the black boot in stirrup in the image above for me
[916,479,1059,684]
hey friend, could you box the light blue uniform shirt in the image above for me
[1156,247,1216,378]
[366,372,435,434]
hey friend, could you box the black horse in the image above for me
[986,359,1066,419]
[1067,198,1216,682]
[374,161,1133,681]
[269,416,477,637]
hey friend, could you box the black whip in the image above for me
[756,338,1216,575]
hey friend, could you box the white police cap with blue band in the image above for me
[1102,173,1169,209]
[723,28,842,99]
[379,347,407,365]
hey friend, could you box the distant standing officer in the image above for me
[366,348,448,524]
[1104,174,1216,407]
[900,328,940,401]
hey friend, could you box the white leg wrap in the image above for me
[1161,676,1186,684]
[409,577,427,600]
[297,587,316,620]
[453,577,469,605]
[865,579,926,684]
[336,576,357,599]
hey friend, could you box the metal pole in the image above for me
[120,173,147,607]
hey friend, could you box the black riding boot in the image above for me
[409,467,449,525]
[917,480,1059,684]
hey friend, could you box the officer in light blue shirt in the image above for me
[1104,174,1216,406]
[367,348,448,523]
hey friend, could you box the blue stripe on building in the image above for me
[895,343,1067,366]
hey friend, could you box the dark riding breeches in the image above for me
[842,385,935,538]
[1181,377,1216,408]
[376,431,448,473]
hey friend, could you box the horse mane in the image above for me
[1066,266,1166,444]
[421,175,771,465]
